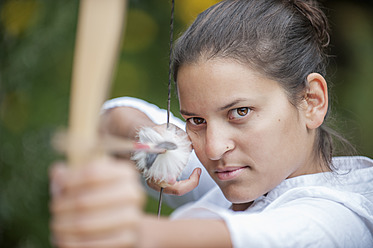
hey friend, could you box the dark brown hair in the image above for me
[172,0,338,169]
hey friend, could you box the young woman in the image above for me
[50,0,373,247]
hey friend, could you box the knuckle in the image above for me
[122,207,142,224]
[72,218,90,235]
[74,196,91,210]
[117,182,145,206]
[169,188,183,196]
[147,180,160,191]
[128,187,146,206]
[82,166,101,183]
[117,162,138,178]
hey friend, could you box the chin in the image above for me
[219,184,257,203]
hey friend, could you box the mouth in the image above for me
[214,166,249,181]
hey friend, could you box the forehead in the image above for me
[176,59,286,110]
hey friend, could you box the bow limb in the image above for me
[67,0,128,167]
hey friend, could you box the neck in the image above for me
[231,202,253,211]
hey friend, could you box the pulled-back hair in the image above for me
[172,0,337,169]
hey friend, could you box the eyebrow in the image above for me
[180,109,198,116]
[180,98,248,116]
[218,98,248,111]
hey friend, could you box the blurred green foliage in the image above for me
[0,0,372,247]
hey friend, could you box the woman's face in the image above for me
[177,59,318,204]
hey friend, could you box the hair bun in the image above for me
[289,0,330,49]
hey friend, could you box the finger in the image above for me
[51,179,145,214]
[163,168,201,196]
[50,158,136,197]
[49,162,68,180]
[52,205,142,237]
[49,162,69,197]
[146,180,162,192]
[53,228,138,248]
[147,168,202,196]
[151,123,168,133]
[61,158,138,195]
[50,158,145,248]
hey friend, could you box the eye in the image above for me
[187,117,206,126]
[229,107,250,120]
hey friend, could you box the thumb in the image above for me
[164,167,202,196]
[49,162,68,197]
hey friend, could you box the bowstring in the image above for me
[166,0,174,129]
[158,0,175,219]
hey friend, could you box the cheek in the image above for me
[248,115,306,172]
[244,115,294,153]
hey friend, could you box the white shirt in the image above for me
[103,97,373,247]
[171,156,373,247]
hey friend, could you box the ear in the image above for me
[303,73,328,130]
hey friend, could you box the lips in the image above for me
[215,166,248,181]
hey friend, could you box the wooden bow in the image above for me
[67,0,127,167]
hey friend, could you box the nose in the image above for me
[205,122,235,161]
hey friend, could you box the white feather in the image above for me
[132,124,191,187]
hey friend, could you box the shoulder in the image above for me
[332,155,373,170]
[238,195,373,247]
[173,187,373,247]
